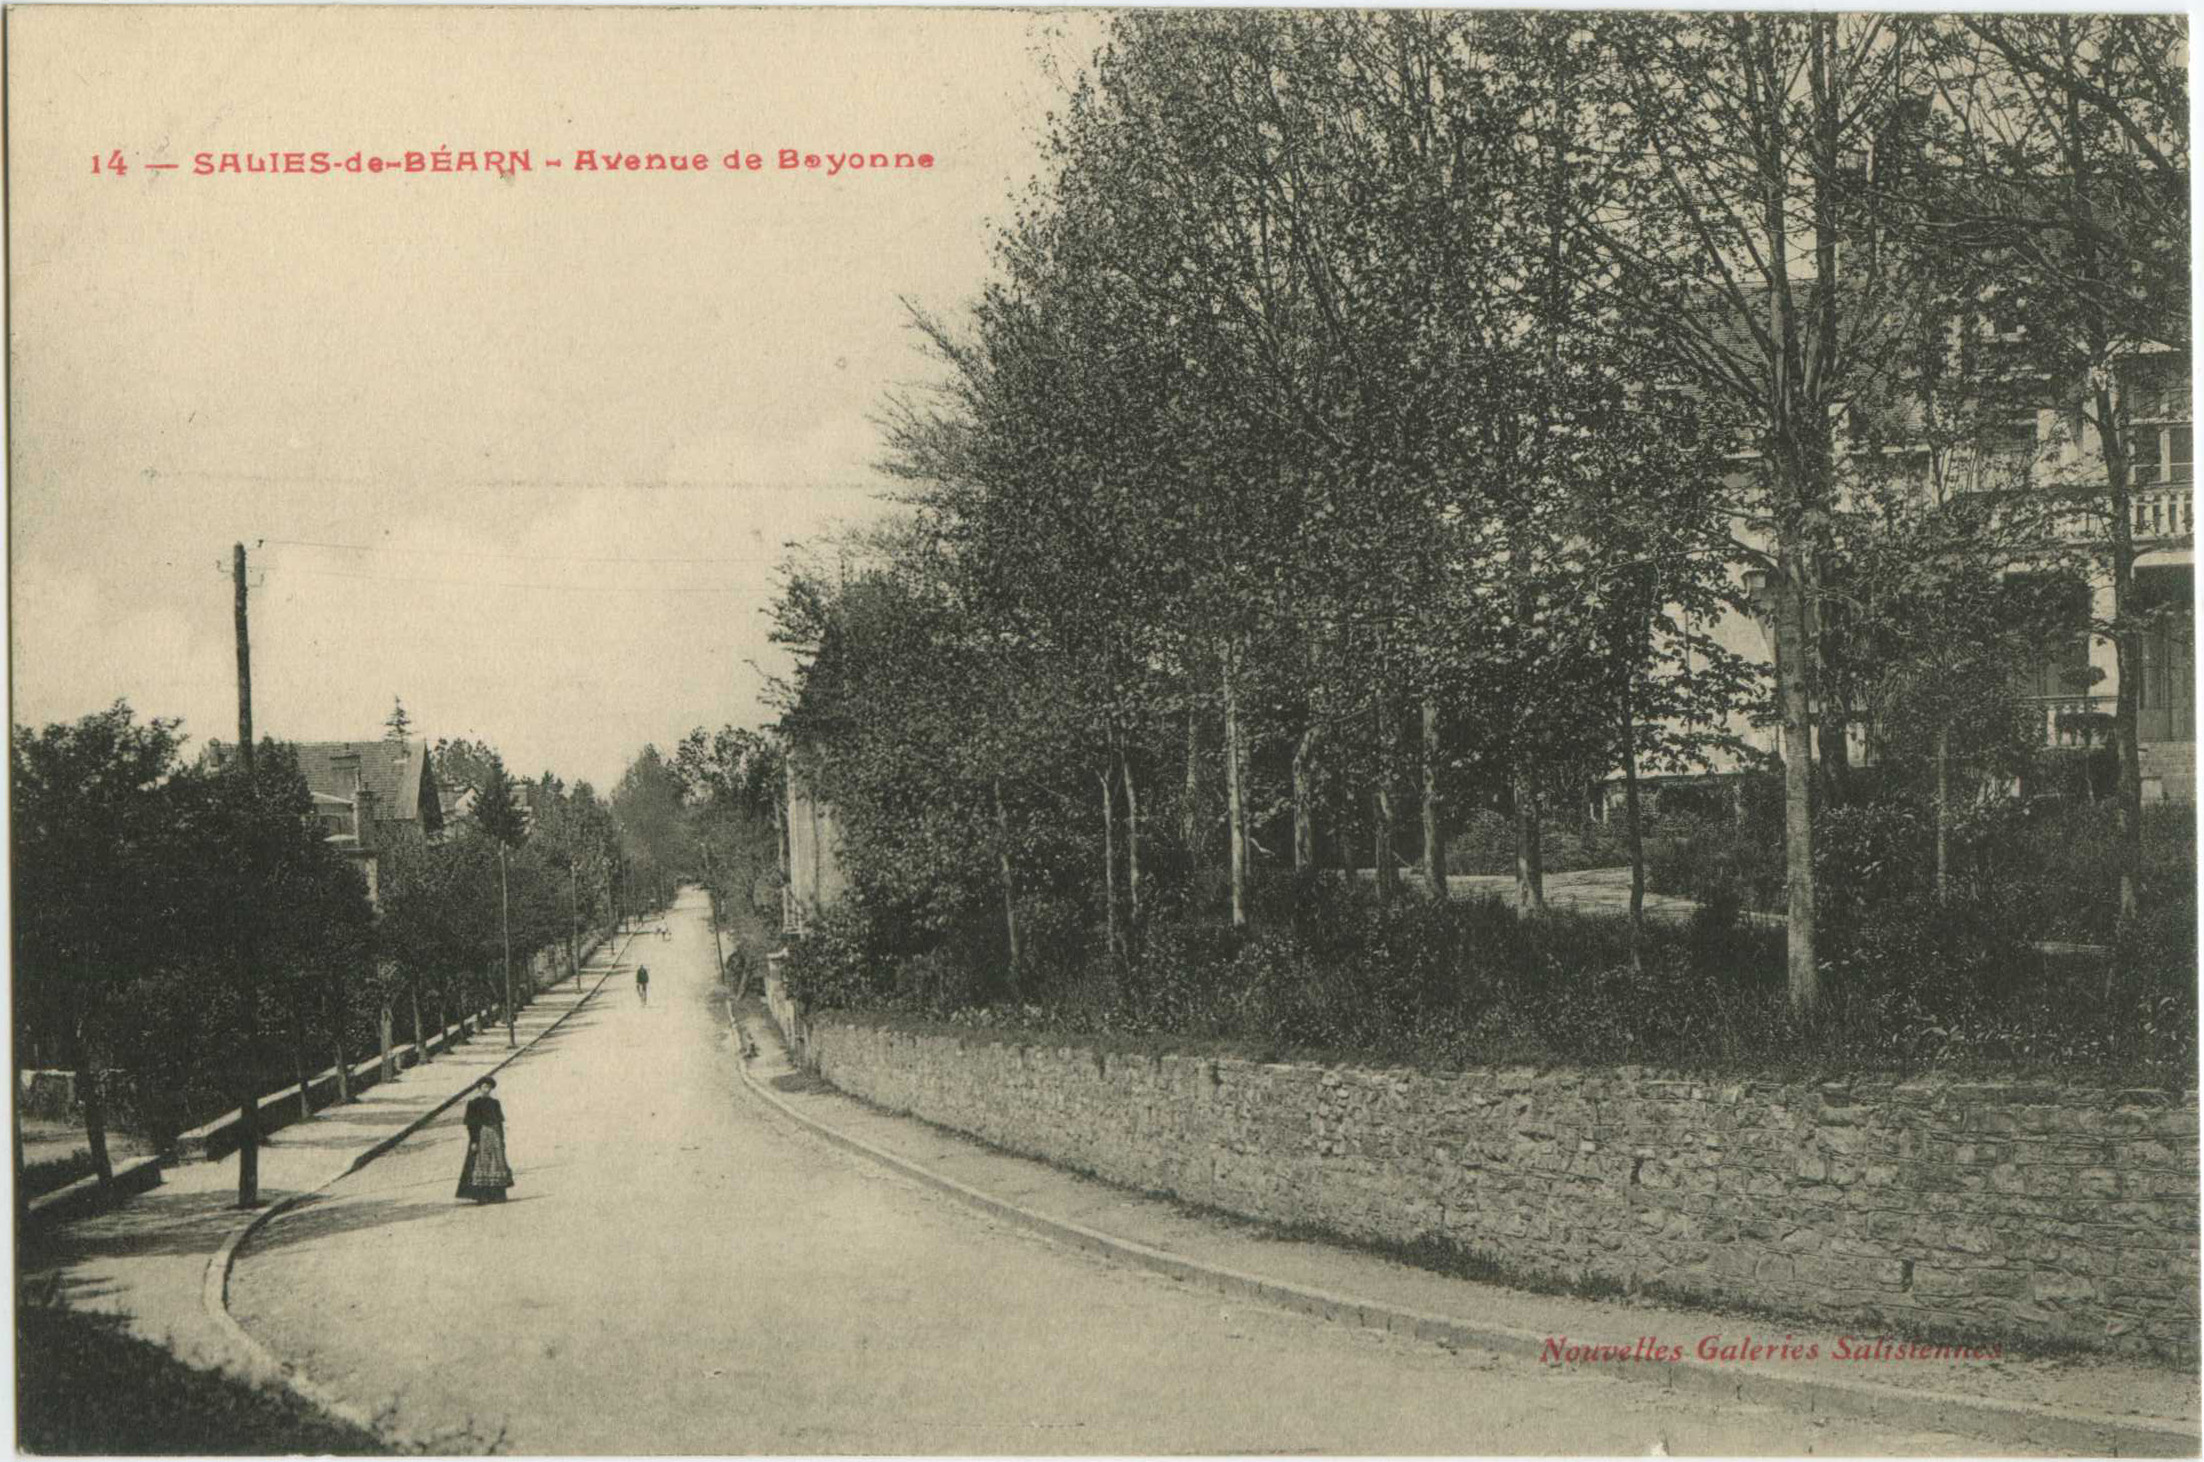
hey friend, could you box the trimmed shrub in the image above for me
[1446,809,1635,877]
[1645,813,1786,914]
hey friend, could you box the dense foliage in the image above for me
[769,12,2192,1079]
[784,874,2194,1083]
[10,702,633,1199]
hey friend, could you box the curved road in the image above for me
[233,889,1980,1454]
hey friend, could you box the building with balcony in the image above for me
[1600,347,2192,814]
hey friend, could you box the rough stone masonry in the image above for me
[801,1016,2200,1361]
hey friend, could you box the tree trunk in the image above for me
[1292,725,1319,873]
[235,936,262,1206]
[1805,552,1856,814]
[1183,704,1203,862]
[1421,698,1446,899]
[2050,37,2146,924]
[500,847,516,1049]
[1620,687,1647,971]
[379,1001,395,1080]
[1223,647,1249,930]
[329,983,352,1104]
[13,1106,29,1231]
[1775,556,1820,1015]
[72,1015,114,1189]
[1101,766,1120,961]
[292,999,311,1125]
[1512,769,1546,916]
[1375,698,1400,902]
[1122,752,1141,936]
[1934,721,1951,905]
[994,778,1022,976]
[2099,382,2144,924]
[234,1070,260,1208]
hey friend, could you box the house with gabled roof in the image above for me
[295,738,446,907]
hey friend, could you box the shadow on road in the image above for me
[22,1187,300,1271]
[239,1190,491,1258]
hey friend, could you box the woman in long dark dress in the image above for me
[455,1077,514,1203]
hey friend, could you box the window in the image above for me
[2123,356,2193,487]
[2008,574,2095,701]
[2134,566,2195,742]
[1972,420,2038,492]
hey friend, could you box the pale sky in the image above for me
[8,6,1107,791]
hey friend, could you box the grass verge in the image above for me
[16,1299,394,1455]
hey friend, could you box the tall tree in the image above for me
[12,703,184,1187]
[1583,14,1940,1014]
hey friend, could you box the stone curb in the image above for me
[733,1015,2201,1459]
[197,932,636,1441]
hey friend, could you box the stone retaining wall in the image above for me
[803,1016,2200,1361]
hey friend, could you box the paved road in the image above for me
[231,889,1985,1454]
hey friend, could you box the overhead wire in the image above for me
[261,537,786,568]
[266,564,769,596]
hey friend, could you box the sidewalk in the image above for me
[734,1008,2201,1457]
[19,930,639,1389]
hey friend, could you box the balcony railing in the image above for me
[2133,483,2193,542]
[2027,694,2116,748]
[781,885,808,938]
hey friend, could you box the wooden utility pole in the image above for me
[235,544,254,776]
[569,858,582,990]
[499,842,515,1047]
[233,543,260,1207]
[703,844,727,984]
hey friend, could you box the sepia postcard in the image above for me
[8,5,2198,1456]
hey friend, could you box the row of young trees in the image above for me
[597,730,789,979]
[11,701,635,1210]
[775,12,2187,1015]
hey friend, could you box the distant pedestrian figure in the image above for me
[455,1078,513,1203]
[637,964,651,1006]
